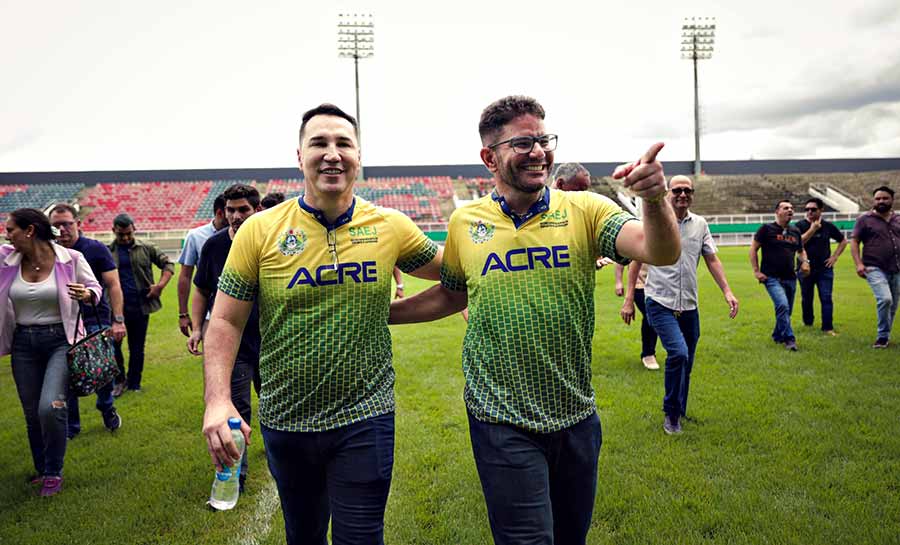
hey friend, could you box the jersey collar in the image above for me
[491,187,551,229]
[298,195,356,230]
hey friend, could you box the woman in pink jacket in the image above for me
[2,208,102,497]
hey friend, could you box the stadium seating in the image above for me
[193,179,257,221]
[0,182,84,227]
[79,180,213,232]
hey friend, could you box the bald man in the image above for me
[623,175,738,434]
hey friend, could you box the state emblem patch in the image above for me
[277,229,308,256]
[469,220,495,244]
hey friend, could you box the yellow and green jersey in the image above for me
[219,196,438,432]
[441,188,634,433]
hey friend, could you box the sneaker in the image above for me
[641,355,660,370]
[824,330,838,337]
[873,338,889,349]
[112,383,126,398]
[784,340,798,351]
[103,408,122,431]
[40,476,63,497]
[27,474,43,486]
[663,414,682,435]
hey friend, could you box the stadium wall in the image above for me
[3,158,900,184]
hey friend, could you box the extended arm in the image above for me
[703,253,739,318]
[202,291,253,471]
[389,284,468,324]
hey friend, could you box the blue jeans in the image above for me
[11,323,70,477]
[633,289,658,358]
[645,298,700,418]
[467,412,602,545]
[763,277,797,343]
[800,267,835,331]
[68,323,115,436]
[261,413,394,545]
[864,267,900,340]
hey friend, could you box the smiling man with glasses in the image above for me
[201,103,442,545]
[389,95,680,545]
[795,198,848,336]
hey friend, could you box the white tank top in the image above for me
[9,268,63,325]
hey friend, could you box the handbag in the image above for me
[67,298,119,397]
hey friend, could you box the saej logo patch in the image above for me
[469,220,495,244]
[277,229,308,256]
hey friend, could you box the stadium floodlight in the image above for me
[681,17,716,176]
[338,12,374,181]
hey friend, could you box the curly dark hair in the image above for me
[223,184,261,208]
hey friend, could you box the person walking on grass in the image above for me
[622,176,738,435]
[750,200,810,351]
[851,186,900,348]
[108,213,175,396]
[389,95,680,545]
[177,193,227,338]
[201,103,442,545]
[188,183,261,494]
[49,204,125,439]
[796,198,848,336]
[2,208,102,497]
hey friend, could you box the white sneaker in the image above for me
[642,355,660,370]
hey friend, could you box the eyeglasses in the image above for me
[488,134,558,154]
[51,221,77,229]
[671,188,694,195]
[326,229,339,272]
[804,207,819,212]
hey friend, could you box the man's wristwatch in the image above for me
[113,315,125,323]
[396,284,404,290]
[178,313,190,319]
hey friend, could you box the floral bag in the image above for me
[67,300,119,397]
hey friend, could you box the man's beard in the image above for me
[875,203,892,213]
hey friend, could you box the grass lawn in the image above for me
[0,246,898,544]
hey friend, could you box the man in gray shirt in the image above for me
[625,175,739,434]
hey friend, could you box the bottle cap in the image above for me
[227,417,242,430]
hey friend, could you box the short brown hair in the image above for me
[478,95,545,145]
[49,203,80,219]
[299,103,358,143]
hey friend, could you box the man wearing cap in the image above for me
[108,213,175,395]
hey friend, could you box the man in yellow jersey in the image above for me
[391,95,680,545]
[202,104,442,545]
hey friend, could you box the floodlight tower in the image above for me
[681,17,715,176]
[338,12,374,181]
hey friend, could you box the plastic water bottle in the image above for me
[208,417,245,510]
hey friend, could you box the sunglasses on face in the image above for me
[671,187,694,195]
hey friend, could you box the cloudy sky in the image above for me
[2,0,899,173]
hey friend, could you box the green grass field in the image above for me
[1,246,898,545]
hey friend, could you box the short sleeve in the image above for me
[219,219,260,301]
[178,231,201,266]
[93,242,117,273]
[581,192,636,265]
[753,225,767,243]
[701,222,717,255]
[388,211,439,273]
[828,222,845,243]
[851,216,867,241]
[440,213,466,292]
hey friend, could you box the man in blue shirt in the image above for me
[177,194,227,337]
[49,204,126,436]
[108,213,175,396]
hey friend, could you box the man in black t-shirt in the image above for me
[750,200,811,351]
[796,198,848,335]
[188,184,261,493]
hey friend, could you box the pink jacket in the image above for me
[0,243,103,357]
